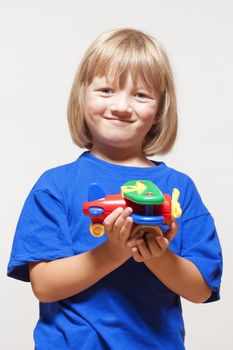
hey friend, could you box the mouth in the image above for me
[103,117,134,124]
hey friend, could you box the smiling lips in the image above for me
[104,117,134,123]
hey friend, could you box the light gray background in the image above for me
[1,0,232,348]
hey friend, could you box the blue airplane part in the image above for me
[131,213,164,226]
[88,207,105,217]
[145,205,154,215]
[88,183,106,202]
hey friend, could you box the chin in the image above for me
[102,138,139,150]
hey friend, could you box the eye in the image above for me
[136,92,146,99]
[135,92,150,99]
[99,88,114,94]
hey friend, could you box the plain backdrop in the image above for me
[1,0,232,349]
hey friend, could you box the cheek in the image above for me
[136,104,157,123]
[85,97,107,116]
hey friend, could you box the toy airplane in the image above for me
[82,180,182,237]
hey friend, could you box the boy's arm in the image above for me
[144,249,212,303]
[29,207,133,303]
[128,221,212,303]
[29,241,129,303]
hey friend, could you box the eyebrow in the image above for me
[92,78,153,94]
[92,78,108,87]
[137,86,152,91]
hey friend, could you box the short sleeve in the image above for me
[180,177,223,303]
[7,182,74,282]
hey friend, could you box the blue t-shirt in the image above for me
[7,151,222,350]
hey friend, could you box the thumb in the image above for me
[163,220,178,242]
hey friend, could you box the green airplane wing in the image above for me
[121,180,164,205]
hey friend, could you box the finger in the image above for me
[136,238,152,260]
[104,207,124,232]
[131,246,143,262]
[155,235,169,250]
[146,234,162,256]
[163,221,178,242]
[113,207,133,234]
[126,237,137,249]
[119,216,134,246]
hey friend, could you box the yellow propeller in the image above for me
[171,188,182,219]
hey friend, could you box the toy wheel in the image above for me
[90,223,105,237]
[131,225,162,239]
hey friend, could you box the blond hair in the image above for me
[67,28,178,155]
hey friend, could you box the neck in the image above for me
[90,144,155,167]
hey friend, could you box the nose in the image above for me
[110,95,133,115]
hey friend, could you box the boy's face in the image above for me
[84,72,160,154]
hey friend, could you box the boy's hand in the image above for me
[126,221,178,263]
[103,207,134,261]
